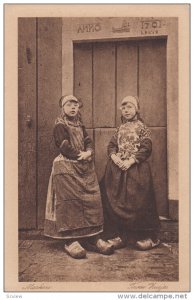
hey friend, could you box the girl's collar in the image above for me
[55,114,82,127]
[122,117,138,124]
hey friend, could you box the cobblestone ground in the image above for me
[19,240,178,282]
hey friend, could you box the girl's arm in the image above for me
[77,126,93,161]
[134,124,152,163]
[53,123,80,160]
[134,138,152,163]
[82,126,94,154]
[107,130,118,157]
[107,130,125,168]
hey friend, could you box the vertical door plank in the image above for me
[18,18,37,229]
[116,42,138,125]
[74,43,93,128]
[139,39,168,217]
[38,18,62,228]
[148,128,168,216]
[93,42,115,128]
[139,39,167,127]
[94,128,116,181]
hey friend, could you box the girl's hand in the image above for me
[120,157,136,171]
[111,154,124,168]
[77,150,92,161]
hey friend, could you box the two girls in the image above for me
[44,94,160,259]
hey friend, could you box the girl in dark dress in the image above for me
[44,95,113,259]
[101,96,160,250]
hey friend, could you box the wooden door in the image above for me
[74,39,168,217]
[18,18,62,229]
[18,18,37,229]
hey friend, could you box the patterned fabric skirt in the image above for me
[44,155,103,239]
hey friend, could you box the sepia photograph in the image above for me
[4,3,190,293]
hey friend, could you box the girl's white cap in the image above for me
[121,96,139,111]
[59,95,79,107]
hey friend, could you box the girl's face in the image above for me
[121,102,137,121]
[63,100,79,117]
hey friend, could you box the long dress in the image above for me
[101,119,160,239]
[44,116,103,239]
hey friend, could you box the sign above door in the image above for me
[63,17,172,41]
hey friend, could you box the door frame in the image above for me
[61,17,178,219]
